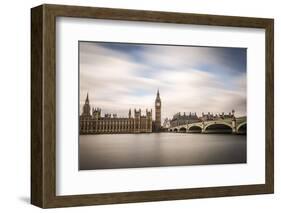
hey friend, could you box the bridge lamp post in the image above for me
[231,109,236,134]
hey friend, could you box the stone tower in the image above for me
[155,89,161,131]
[82,93,91,116]
[134,109,141,133]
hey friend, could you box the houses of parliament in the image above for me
[79,90,162,134]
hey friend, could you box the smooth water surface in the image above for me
[79,133,246,170]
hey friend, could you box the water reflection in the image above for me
[79,133,246,170]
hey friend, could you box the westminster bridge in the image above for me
[168,116,246,134]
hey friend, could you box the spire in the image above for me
[82,92,90,116]
[156,89,161,102]
[85,92,89,104]
[129,108,131,118]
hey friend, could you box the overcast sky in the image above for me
[79,41,246,121]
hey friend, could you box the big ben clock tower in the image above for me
[155,89,161,132]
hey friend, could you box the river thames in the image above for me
[79,133,246,170]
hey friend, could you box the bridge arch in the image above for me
[173,128,178,132]
[187,125,202,133]
[204,122,232,134]
[179,127,187,132]
[237,121,247,134]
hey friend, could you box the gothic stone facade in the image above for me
[80,91,161,134]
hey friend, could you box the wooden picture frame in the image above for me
[31,4,274,208]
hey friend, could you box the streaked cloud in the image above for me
[79,42,246,121]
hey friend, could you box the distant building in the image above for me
[200,110,235,121]
[80,90,162,134]
[162,118,171,129]
[170,112,200,127]
[170,110,235,128]
[161,118,171,132]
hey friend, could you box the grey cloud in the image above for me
[79,42,246,120]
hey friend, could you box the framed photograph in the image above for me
[31,4,274,208]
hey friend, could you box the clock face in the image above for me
[156,102,160,107]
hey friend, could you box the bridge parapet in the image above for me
[168,117,246,134]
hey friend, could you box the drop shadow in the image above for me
[18,196,30,204]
